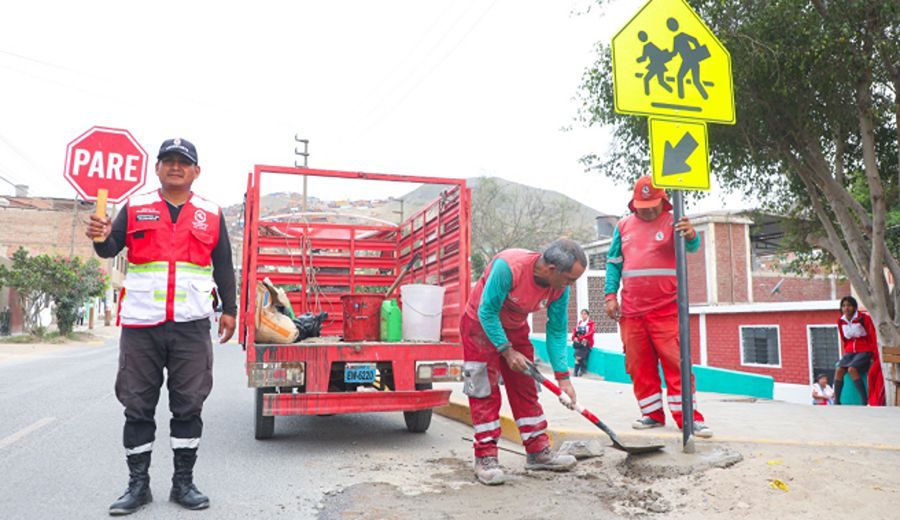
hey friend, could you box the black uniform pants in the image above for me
[115,319,213,452]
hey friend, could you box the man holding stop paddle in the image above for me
[86,138,236,515]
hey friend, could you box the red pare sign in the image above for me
[64,126,148,203]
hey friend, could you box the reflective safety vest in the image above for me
[614,212,677,317]
[118,190,220,327]
[465,249,565,330]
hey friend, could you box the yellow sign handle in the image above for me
[93,188,108,243]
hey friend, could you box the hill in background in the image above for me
[222,176,614,267]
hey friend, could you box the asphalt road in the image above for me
[0,333,480,519]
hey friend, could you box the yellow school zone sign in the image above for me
[649,118,709,190]
[612,0,735,124]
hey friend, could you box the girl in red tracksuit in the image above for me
[571,309,595,377]
[834,296,885,406]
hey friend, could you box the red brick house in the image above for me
[531,211,853,403]
[0,194,127,334]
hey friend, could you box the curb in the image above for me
[435,400,900,452]
[436,401,526,444]
[434,400,665,447]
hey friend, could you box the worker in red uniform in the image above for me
[604,176,712,437]
[461,239,586,485]
[87,138,236,515]
[834,296,885,406]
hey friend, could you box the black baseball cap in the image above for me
[157,138,198,165]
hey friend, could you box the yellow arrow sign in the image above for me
[649,118,709,191]
[612,0,735,124]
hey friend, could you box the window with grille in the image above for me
[809,325,840,384]
[588,253,607,271]
[740,326,781,366]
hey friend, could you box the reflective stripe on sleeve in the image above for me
[622,268,677,277]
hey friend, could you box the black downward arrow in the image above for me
[662,132,699,176]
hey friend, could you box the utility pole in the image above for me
[69,196,80,256]
[389,196,404,222]
[294,135,310,211]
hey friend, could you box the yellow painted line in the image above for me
[435,402,523,444]
[437,403,900,452]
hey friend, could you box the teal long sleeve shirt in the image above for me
[477,258,570,375]
[605,224,700,295]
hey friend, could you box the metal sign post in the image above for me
[612,0,736,453]
[672,189,695,453]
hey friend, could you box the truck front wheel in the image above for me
[255,387,275,440]
[404,383,433,433]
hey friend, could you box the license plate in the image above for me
[345,363,376,383]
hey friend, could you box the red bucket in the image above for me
[340,294,385,341]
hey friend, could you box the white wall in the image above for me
[773,383,814,405]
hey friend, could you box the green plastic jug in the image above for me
[380,299,402,341]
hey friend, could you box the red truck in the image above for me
[239,165,471,439]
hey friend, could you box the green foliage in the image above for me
[0,248,108,336]
[578,0,899,326]
[0,248,53,335]
[44,256,108,335]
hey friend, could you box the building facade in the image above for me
[0,196,126,334]
[531,211,854,403]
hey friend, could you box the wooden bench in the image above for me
[882,346,900,405]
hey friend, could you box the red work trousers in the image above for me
[460,313,550,458]
[620,306,704,428]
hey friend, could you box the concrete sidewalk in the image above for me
[435,367,900,451]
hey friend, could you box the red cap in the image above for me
[628,176,672,212]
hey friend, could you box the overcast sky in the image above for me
[0,0,745,216]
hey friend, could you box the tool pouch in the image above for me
[462,361,491,398]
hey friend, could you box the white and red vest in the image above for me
[118,190,220,327]
[838,311,878,354]
[617,212,677,317]
[465,249,565,330]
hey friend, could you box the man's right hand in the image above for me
[605,298,621,322]
[501,347,529,373]
[85,214,112,242]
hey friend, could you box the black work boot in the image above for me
[853,378,868,404]
[170,448,209,510]
[109,452,153,516]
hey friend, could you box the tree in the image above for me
[0,248,53,335]
[44,256,108,335]
[470,177,596,277]
[578,0,900,398]
[0,248,107,336]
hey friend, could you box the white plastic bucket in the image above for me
[400,284,446,342]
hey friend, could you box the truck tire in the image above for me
[255,387,275,440]
[404,383,433,433]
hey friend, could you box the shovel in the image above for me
[385,252,420,297]
[524,361,665,455]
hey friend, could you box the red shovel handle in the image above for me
[523,361,665,454]
[525,362,601,423]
